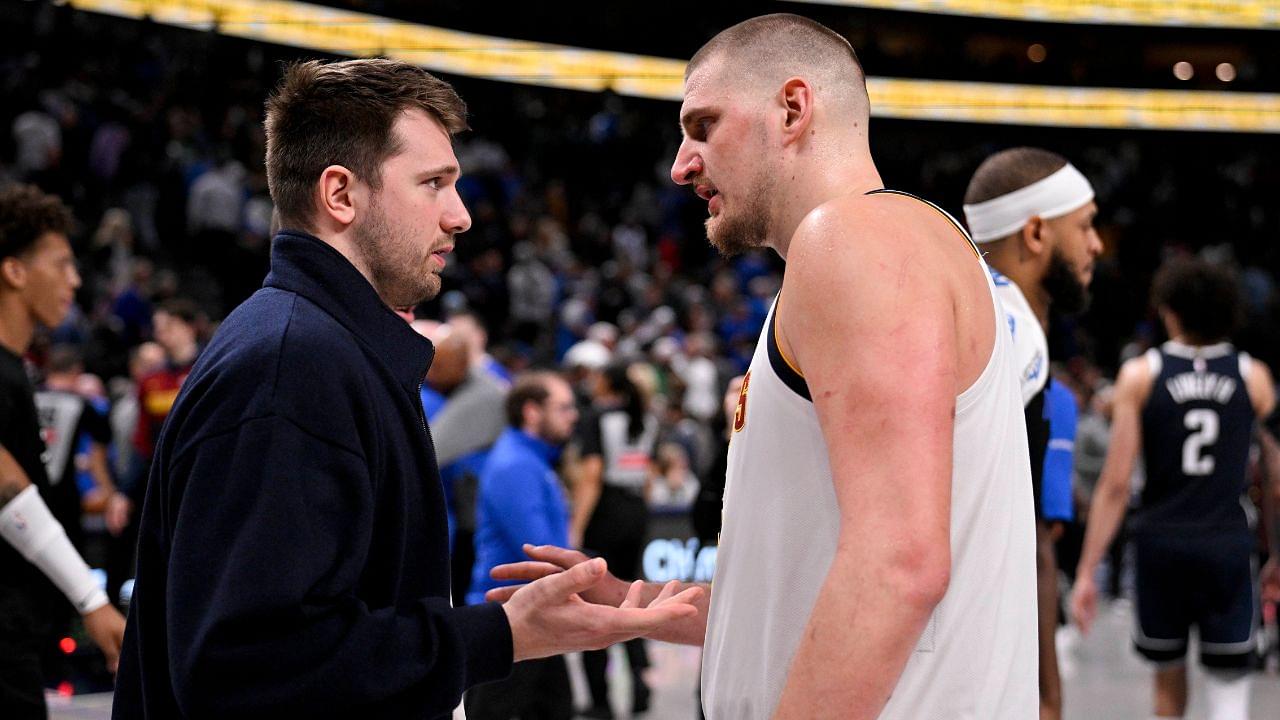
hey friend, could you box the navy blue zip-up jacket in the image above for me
[112,230,513,719]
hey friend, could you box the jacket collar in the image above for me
[265,230,434,393]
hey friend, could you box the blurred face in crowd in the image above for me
[130,342,166,381]
[532,376,579,446]
[153,311,195,358]
[1038,201,1102,314]
[671,58,778,258]
[2,232,81,329]
[425,326,470,393]
[353,109,471,308]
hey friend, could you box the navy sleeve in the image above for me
[163,414,512,716]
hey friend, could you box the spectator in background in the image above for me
[108,298,201,603]
[420,322,509,606]
[466,371,579,720]
[572,362,660,718]
[104,341,165,522]
[507,241,557,363]
[448,308,513,386]
[34,345,116,522]
[674,332,722,423]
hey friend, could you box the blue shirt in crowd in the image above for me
[1042,378,1078,522]
[467,428,569,605]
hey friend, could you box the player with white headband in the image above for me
[963,147,1102,720]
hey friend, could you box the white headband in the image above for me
[962,164,1095,244]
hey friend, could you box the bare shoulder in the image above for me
[1114,353,1156,405]
[780,192,992,392]
[785,192,965,301]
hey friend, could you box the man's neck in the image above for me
[771,152,882,261]
[0,297,35,357]
[310,227,383,306]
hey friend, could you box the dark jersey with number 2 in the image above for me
[1137,342,1255,536]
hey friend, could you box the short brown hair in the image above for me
[0,183,73,260]
[687,14,866,110]
[964,147,1069,206]
[264,58,468,231]
[506,371,558,428]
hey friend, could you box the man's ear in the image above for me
[1019,216,1048,260]
[0,256,27,291]
[779,77,815,147]
[318,165,360,227]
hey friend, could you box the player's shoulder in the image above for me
[789,191,957,276]
[1115,351,1158,398]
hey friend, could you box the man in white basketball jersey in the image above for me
[487,14,1038,719]
[963,148,1103,720]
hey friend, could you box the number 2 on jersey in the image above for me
[1182,409,1219,476]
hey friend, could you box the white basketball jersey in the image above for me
[701,204,1038,720]
[990,269,1049,406]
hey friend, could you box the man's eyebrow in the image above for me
[418,164,459,178]
[680,106,711,132]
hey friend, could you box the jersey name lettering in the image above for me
[1164,371,1236,405]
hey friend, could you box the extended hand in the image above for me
[1070,575,1099,636]
[83,603,126,673]
[485,544,629,606]
[500,557,700,661]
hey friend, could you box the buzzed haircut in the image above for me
[264,58,468,232]
[964,147,1069,206]
[1151,256,1241,345]
[688,14,866,108]
[0,183,73,260]
[506,371,558,428]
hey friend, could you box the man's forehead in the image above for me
[681,59,726,103]
[393,108,457,157]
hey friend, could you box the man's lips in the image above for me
[431,245,453,268]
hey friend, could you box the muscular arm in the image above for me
[770,207,956,719]
[1071,356,1150,631]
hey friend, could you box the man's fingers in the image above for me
[523,543,589,568]
[657,585,703,608]
[490,561,564,582]
[620,580,645,609]
[534,556,607,598]
[645,579,679,607]
[484,585,524,603]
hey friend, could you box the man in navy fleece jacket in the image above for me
[112,58,699,719]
